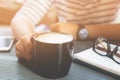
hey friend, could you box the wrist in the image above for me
[77,25,89,40]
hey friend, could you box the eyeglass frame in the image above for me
[93,37,120,65]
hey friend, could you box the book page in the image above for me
[74,48,120,75]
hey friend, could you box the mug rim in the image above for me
[33,32,73,44]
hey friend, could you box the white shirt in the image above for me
[14,0,120,25]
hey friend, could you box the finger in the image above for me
[15,41,23,59]
[21,34,33,60]
[33,32,41,37]
[31,32,43,42]
[16,40,31,60]
[21,37,33,59]
[20,39,32,60]
[16,50,21,59]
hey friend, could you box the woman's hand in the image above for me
[15,33,34,61]
[50,22,80,40]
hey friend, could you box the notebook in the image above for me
[73,47,120,79]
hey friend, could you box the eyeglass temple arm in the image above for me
[98,38,107,49]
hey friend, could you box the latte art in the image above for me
[36,32,73,44]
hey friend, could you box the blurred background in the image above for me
[0,0,27,25]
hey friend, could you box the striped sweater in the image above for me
[14,0,120,25]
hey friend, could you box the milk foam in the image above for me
[36,32,73,44]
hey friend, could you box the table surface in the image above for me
[0,26,117,80]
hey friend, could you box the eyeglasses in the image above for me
[93,37,120,64]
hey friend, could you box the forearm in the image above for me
[11,0,54,41]
[11,16,35,40]
[85,24,120,40]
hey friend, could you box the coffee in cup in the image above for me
[36,32,73,44]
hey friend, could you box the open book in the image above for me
[73,47,120,79]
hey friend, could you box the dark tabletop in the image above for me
[0,26,117,80]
